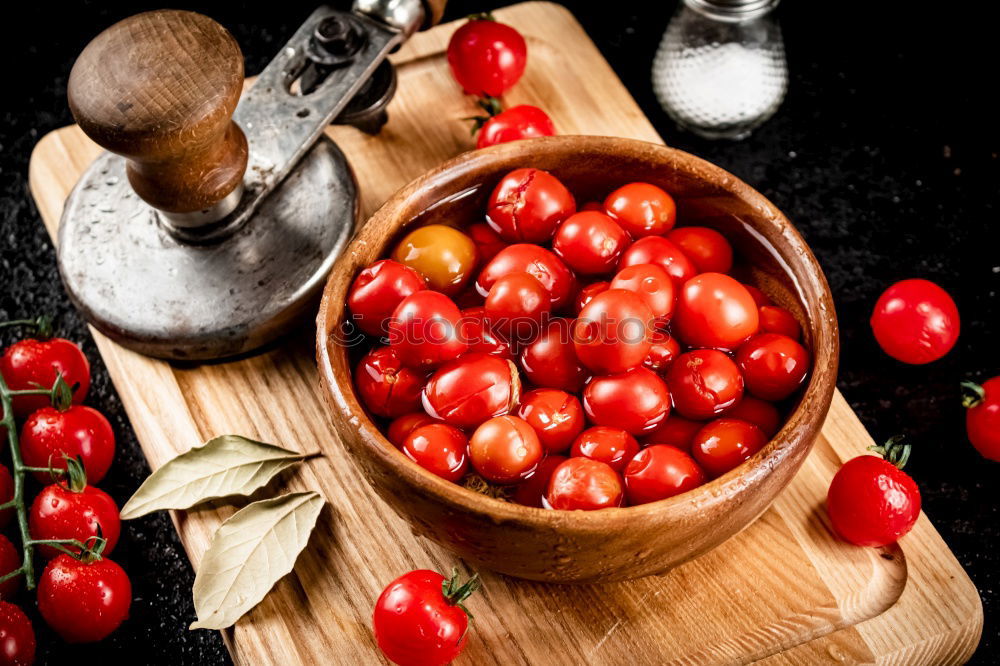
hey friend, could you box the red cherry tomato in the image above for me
[447,18,526,97]
[1,338,90,418]
[574,281,610,314]
[735,333,811,401]
[37,554,131,643]
[870,278,960,364]
[402,424,469,483]
[692,418,767,478]
[547,458,623,510]
[20,406,115,484]
[388,291,468,369]
[0,465,12,529]
[624,445,707,505]
[477,244,576,310]
[485,169,576,243]
[512,455,567,507]
[467,222,506,268]
[573,289,654,375]
[386,413,437,449]
[519,318,588,393]
[0,536,20,600]
[722,396,781,437]
[354,347,426,419]
[477,104,555,148]
[552,211,630,276]
[618,236,696,289]
[603,182,677,237]
[582,367,671,435]
[458,307,512,359]
[963,377,1000,461]
[373,569,479,666]
[666,227,734,274]
[610,263,676,326]
[758,305,801,340]
[644,330,681,371]
[469,415,542,484]
[30,481,121,559]
[673,273,760,350]
[422,353,517,429]
[0,601,35,666]
[570,426,640,473]
[580,201,603,212]
[665,349,744,420]
[517,389,585,453]
[742,283,771,307]
[347,259,426,336]
[484,272,550,341]
[827,443,921,547]
[642,415,704,452]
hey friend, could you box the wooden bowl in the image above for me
[317,136,838,583]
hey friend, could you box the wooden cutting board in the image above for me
[27,3,981,664]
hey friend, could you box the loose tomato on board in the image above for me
[476,104,555,148]
[624,445,706,505]
[373,569,479,666]
[642,415,704,452]
[643,331,681,371]
[570,426,640,473]
[827,439,920,547]
[722,396,781,437]
[347,259,426,336]
[354,347,426,419]
[477,244,576,310]
[735,333,810,401]
[610,263,676,326]
[574,281,610,314]
[870,278,960,364]
[422,353,517,429]
[402,424,469,483]
[691,418,767,478]
[470,415,542,484]
[618,236,696,289]
[388,291,468,369]
[38,554,131,643]
[391,225,477,296]
[484,272,551,340]
[447,16,526,97]
[582,367,671,435]
[485,169,576,243]
[667,227,733,274]
[673,272,760,350]
[603,182,677,237]
[386,413,437,449]
[552,211,630,276]
[573,289,654,375]
[547,458,623,510]
[519,318,588,393]
[0,536,20,600]
[512,455,567,507]
[963,377,1000,461]
[0,601,35,666]
[20,405,115,484]
[665,349,744,420]
[1,338,90,417]
[758,305,801,340]
[517,389,585,453]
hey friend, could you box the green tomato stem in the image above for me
[0,371,38,589]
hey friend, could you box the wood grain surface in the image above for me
[28,3,981,664]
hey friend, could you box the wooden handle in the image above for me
[67,10,248,215]
[422,0,448,28]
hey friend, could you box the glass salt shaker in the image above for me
[652,0,787,140]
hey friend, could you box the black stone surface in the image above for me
[1,1,996,663]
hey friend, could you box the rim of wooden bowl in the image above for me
[317,135,839,534]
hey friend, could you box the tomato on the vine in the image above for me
[347,259,426,336]
[870,278,960,364]
[667,226,733,274]
[1,338,90,417]
[691,418,767,478]
[447,16,527,97]
[552,211,630,276]
[388,291,468,369]
[573,289,654,375]
[477,243,576,310]
[624,445,706,505]
[373,568,479,666]
[476,104,555,149]
[735,333,810,401]
[470,415,542,484]
[0,601,35,666]
[570,426,639,473]
[29,460,121,558]
[618,236,696,288]
[20,405,115,484]
[485,169,575,244]
[963,377,1000,461]
[673,273,759,350]
[402,424,469,483]
[519,318,588,393]
[582,367,671,435]
[603,182,677,237]
[391,225,477,296]
[546,457,623,510]
[827,439,920,547]
[422,353,517,429]
[37,554,131,643]
[512,455,567,507]
[517,389,584,453]
[0,536,20,600]
[665,349,744,420]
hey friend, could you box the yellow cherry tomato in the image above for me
[391,225,477,295]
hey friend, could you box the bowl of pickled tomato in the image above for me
[317,136,838,583]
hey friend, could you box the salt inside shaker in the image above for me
[652,0,787,140]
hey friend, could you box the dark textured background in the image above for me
[1,1,996,663]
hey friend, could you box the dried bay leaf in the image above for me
[190,491,325,630]
[120,435,309,519]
